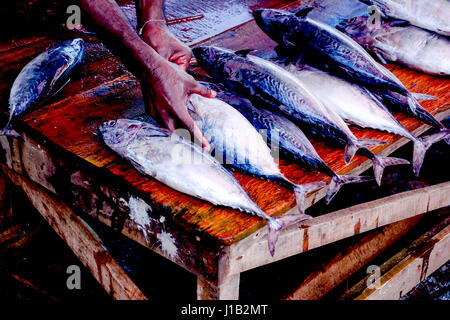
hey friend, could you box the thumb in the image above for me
[177,108,211,152]
[191,82,217,99]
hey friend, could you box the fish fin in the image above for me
[344,139,387,164]
[410,92,438,101]
[267,213,312,256]
[371,156,410,186]
[0,126,22,140]
[412,129,450,176]
[325,175,374,204]
[374,50,388,65]
[444,133,450,145]
[235,49,256,57]
[281,36,297,49]
[406,95,419,115]
[388,19,410,27]
[292,181,327,215]
[294,7,314,18]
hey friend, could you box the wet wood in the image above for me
[285,215,423,300]
[0,164,147,300]
[0,0,449,248]
[0,0,449,300]
[353,218,450,300]
[226,181,450,276]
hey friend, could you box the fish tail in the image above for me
[344,138,387,164]
[444,134,450,145]
[292,181,327,215]
[371,155,410,186]
[267,212,312,257]
[325,174,374,204]
[412,129,450,176]
[0,125,22,139]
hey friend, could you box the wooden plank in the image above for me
[352,218,450,300]
[0,165,147,300]
[0,131,227,285]
[0,0,448,248]
[285,215,423,300]
[197,274,240,300]
[226,181,450,276]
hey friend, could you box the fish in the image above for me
[285,63,449,176]
[99,119,305,256]
[252,8,424,114]
[187,94,326,214]
[199,81,376,202]
[360,0,450,36]
[375,90,450,145]
[1,38,85,138]
[336,15,450,76]
[192,46,386,165]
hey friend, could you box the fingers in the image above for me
[158,107,176,131]
[169,48,192,71]
[177,108,211,152]
[190,82,217,98]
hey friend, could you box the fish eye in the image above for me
[108,120,116,126]
[348,17,356,23]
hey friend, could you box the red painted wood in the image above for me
[0,0,448,245]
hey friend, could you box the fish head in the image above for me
[98,119,143,150]
[193,46,243,83]
[336,15,377,42]
[253,9,301,43]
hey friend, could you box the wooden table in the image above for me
[0,0,449,300]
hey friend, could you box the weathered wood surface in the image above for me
[351,216,450,300]
[0,0,449,285]
[285,215,423,300]
[226,181,450,275]
[0,164,147,300]
[1,11,449,247]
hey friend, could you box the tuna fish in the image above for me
[187,94,326,213]
[360,0,450,36]
[336,15,450,76]
[199,81,375,202]
[252,8,424,114]
[1,38,85,138]
[192,46,386,165]
[286,63,448,176]
[99,119,304,256]
[375,90,450,145]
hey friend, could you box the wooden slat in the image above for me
[0,0,448,264]
[355,221,450,300]
[285,215,423,300]
[226,181,450,276]
[0,164,147,300]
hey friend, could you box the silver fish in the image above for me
[286,64,449,176]
[252,8,425,114]
[187,94,326,214]
[362,0,450,36]
[199,82,376,203]
[1,38,85,138]
[99,119,305,256]
[192,46,386,165]
[337,15,450,76]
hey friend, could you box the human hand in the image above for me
[141,21,192,71]
[140,56,216,151]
